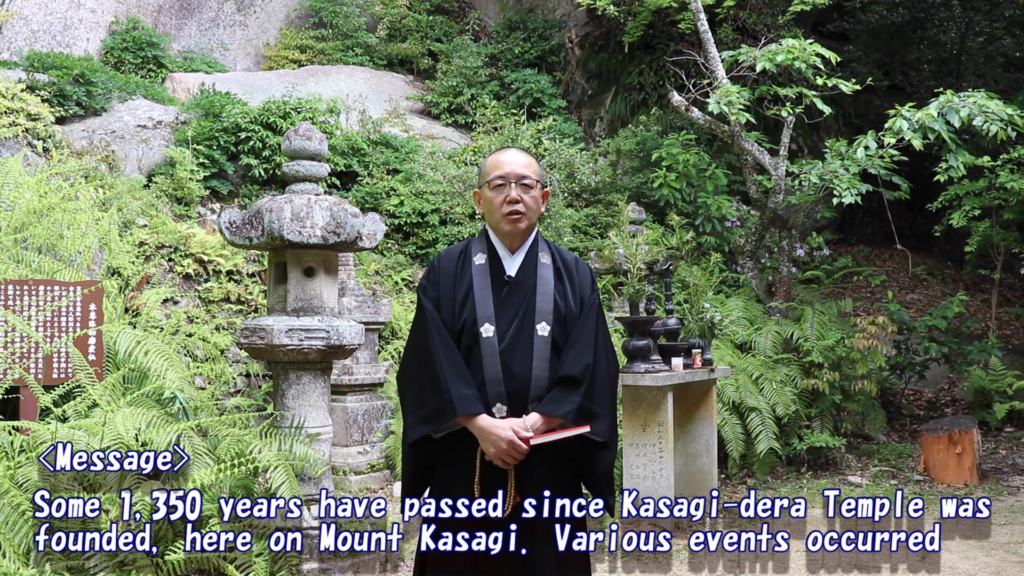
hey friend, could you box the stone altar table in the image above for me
[620,366,730,529]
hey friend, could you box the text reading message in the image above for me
[33,444,994,560]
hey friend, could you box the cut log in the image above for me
[917,415,982,486]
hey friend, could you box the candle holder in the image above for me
[660,264,683,343]
[646,268,668,370]
[616,315,662,373]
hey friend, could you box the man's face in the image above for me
[473,150,550,242]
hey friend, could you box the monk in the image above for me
[397,147,619,575]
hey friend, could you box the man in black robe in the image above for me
[396,147,620,575]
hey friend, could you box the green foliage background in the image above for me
[3,3,1024,573]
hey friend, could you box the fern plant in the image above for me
[0,152,330,576]
[711,282,893,477]
[0,326,323,576]
[962,356,1024,429]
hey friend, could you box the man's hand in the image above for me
[458,415,531,469]
[525,412,565,435]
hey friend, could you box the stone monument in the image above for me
[618,262,730,530]
[619,366,730,530]
[330,252,393,488]
[218,121,385,497]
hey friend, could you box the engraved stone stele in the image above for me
[218,121,385,498]
[330,251,393,489]
[619,367,731,530]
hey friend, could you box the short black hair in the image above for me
[477,147,545,188]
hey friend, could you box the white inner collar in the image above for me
[485,224,538,278]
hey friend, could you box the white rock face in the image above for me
[0,0,306,71]
[0,70,50,83]
[58,99,188,177]
[164,65,471,149]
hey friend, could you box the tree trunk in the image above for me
[917,415,981,486]
[671,0,797,308]
[991,246,1003,335]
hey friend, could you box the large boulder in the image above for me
[58,99,188,177]
[0,139,45,167]
[164,65,471,149]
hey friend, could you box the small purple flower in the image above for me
[796,248,806,257]
[822,248,830,256]
[725,220,732,227]
[749,209,756,215]
[734,266,742,273]
[790,266,797,273]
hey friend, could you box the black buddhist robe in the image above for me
[397,229,619,576]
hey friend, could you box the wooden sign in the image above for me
[0,280,104,421]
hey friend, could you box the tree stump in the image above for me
[917,415,982,485]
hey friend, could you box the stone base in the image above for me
[331,442,386,474]
[336,470,392,492]
[331,360,391,388]
[269,361,335,497]
[620,367,730,530]
[330,393,391,449]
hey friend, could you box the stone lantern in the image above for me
[218,122,385,497]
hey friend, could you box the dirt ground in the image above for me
[593,495,1024,576]
[385,495,1023,576]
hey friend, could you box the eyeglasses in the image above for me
[482,177,545,195]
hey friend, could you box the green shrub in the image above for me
[100,15,173,81]
[879,292,1004,396]
[485,5,565,75]
[148,145,208,215]
[263,0,380,70]
[367,0,479,74]
[105,68,179,106]
[783,431,847,470]
[264,0,477,74]
[18,51,116,118]
[416,24,573,130]
[166,49,229,74]
[0,79,60,150]
[16,50,177,120]
[100,15,228,76]
[171,87,250,193]
[348,141,480,262]
[171,88,422,202]
[416,35,498,129]
[500,68,570,121]
[711,286,893,477]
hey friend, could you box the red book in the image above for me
[527,424,591,446]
